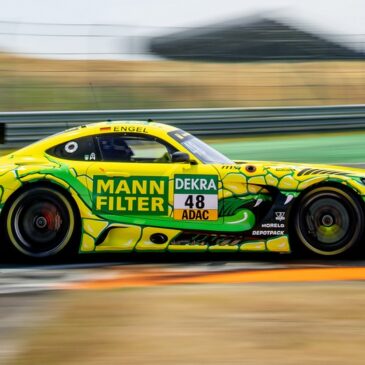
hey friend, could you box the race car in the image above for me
[0,120,365,259]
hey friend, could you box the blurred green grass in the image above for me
[209,131,365,164]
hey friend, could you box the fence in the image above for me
[1,104,365,147]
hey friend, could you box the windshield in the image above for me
[168,129,233,164]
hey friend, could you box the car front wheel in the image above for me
[294,186,364,256]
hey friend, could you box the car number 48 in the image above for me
[184,195,205,209]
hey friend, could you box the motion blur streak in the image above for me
[62,267,365,290]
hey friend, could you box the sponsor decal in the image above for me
[84,152,96,161]
[93,175,168,215]
[113,126,148,133]
[168,130,191,142]
[275,211,286,221]
[65,141,78,153]
[261,223,285,228]
[221,165,240,170]
[297,168,351,177]
[174,174,218,221]
[252,230,284,236]
[171,240,207,246]
[171,234,241,246]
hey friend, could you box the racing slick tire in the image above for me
[293,186,365,257]
[3,186,79,259]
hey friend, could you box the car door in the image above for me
[86,133,224,232]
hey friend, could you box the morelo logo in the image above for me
[275,212,285,221]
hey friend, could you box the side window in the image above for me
[46,136,98,161]
[97,134,176,163]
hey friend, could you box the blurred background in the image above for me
[2,2,365,365]
[0,0,364,111]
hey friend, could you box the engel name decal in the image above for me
[113,126,148,133]
[93,175,168,215]
[174,174,218,221]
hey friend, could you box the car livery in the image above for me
[1,120,365,258]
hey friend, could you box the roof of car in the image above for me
[84,120,178,133]
[10,120,180,156]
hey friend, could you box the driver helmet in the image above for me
[112,137,134,159]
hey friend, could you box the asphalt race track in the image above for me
[2,257,365,294]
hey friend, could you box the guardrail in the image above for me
[1,104,365,147]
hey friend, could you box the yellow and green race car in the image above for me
[0,120,364,259]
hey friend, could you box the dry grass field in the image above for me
[0,53,364,110]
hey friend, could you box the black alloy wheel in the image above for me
[294,186,364,256]
[5,187,77,258]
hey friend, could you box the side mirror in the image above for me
[171,151,190,163]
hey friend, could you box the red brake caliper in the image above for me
[41,205,62,231]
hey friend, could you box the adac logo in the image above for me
[275,211,285,221]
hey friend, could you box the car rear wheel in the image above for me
[5,187,78,258]
[294,186,364,256]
